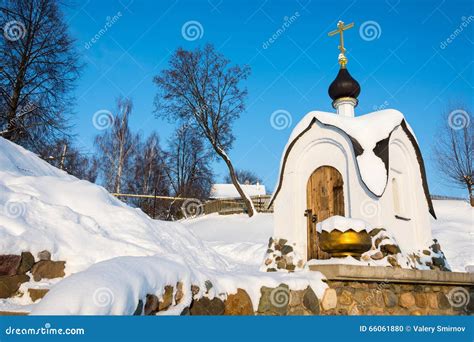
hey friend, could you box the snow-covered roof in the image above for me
[269,109,435,218]
[210,183,266,199]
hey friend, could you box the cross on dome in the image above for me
[328,20,354,67]
[327,20,360,117]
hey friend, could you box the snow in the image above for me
[272,109,405,200]
[316,215,373,233]
[31,254,327,315]
[184,213,273,244]
[183,213,274,265]
[431,200,474,272]
[210,183,266,199]
[0,136,472,315]
[0,137,327,315]
[0,137,228,274]
[306,256,389,267]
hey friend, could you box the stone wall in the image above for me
[312,265,474,316]
[170,266,473,316]
[0,251,65,300]
[133,277,472,316]
[321,281,472,315]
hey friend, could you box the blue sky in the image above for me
[64,0,473,197]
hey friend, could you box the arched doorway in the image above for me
[306,166,345,260]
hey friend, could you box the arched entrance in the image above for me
[306,166,345,260]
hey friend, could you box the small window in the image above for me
[392,177,411,221]
[392,177,401,215]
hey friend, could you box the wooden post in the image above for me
[152,187,157,219]
[305,209,315,260]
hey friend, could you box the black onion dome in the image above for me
[328,67,361,101]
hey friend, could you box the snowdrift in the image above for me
[0,137,227,275]
[0,137,328,315]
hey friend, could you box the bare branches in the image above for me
[433,105,473,206]
[166,124,214,200]
[94,97,139,194]
[153,44,255,216]
[0,0,81,150]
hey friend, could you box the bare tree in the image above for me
[433,105,473,206]
[94,97,138,194]
[127,132,170,218]
[38,138,98,182]
[153,44,255,216]
[0,0,81,150]
[224,169,262,185]
[166,124,213,199]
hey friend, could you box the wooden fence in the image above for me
[204,195,273,215]
[112,193,274,217]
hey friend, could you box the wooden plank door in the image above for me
[306,166,345,260]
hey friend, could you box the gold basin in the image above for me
[319,229,372,258]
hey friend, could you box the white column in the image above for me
[333,97,357,117]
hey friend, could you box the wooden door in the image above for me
[306,166,345,260]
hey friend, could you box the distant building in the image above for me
[209,183,266,200]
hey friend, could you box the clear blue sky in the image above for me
[64,0,473,198]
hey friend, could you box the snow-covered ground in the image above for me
[186,202,473,273]
[431,200,474,272]
[183,213,272,266]
[0,137,327,315]
[0,137,472,315]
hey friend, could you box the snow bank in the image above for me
[184,213,273,244]
[0,137,227,274]
[32,255,193,315]
[31,254,327,315]
[431,200,473,272]
[184,213,273,266]
[0,137,328,315]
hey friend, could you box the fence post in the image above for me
[153,188,157,219]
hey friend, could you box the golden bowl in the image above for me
[319,229,372,258]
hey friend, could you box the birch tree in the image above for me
[94,97,138,194]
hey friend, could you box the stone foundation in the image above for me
[311,265,474,315]
[131,266,473,316]
[168,266,473,316]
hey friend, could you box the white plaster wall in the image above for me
[380,126,433,252]
[274,121,375,260]
[273,122,433,260]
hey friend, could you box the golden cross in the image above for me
[328,20,354,66]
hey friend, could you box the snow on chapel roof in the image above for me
[269,109,436,218]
